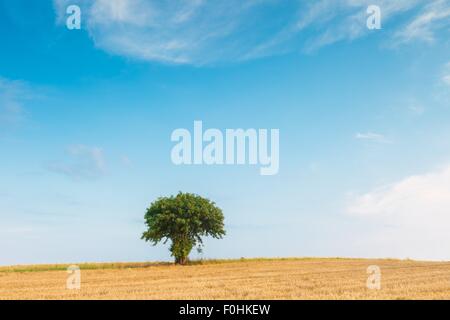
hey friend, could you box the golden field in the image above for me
[0,258,449,300]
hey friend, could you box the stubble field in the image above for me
[0,258,449,300]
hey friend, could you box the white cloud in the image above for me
[442,62,450,87]
[347,165,450,260]
[443,75,450,87]
[55,0,278,64]
[0,226,35,235]
[48,144,107,179]
[53,0,448,64]
[90,0,155,27]
[394,0,450,44]
[408,101,425,115]
[355,132,391,143]
[296,0,431,52]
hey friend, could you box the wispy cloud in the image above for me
[0,77,31,125]
[408,100,425,115]
[0,226,35,235]
[394,0,450,44]
[442,62,450,87]
[297,0,428,52]
[53,0,449,64]
[355,132,392,144]
[55,0,277,64]
[48,144,107,180]
[346,165,450,259]
[443,75,450,87]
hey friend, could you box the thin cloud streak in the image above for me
[393,0,450,44]
[53,0,449,65]
[0,77,31,125]
[355,132,392,144]
[47,144,107,180]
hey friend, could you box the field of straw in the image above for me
[0,258,449,300]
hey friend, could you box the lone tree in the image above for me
[142,192,225,265]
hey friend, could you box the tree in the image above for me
[142,192,226,265]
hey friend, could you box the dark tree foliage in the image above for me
[142,192,225,265]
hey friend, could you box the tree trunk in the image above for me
[175,256,188,265]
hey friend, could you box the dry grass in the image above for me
[0,258,449,300]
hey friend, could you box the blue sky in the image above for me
[1,0,450,265]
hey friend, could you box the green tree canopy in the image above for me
[142,192,225,264]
